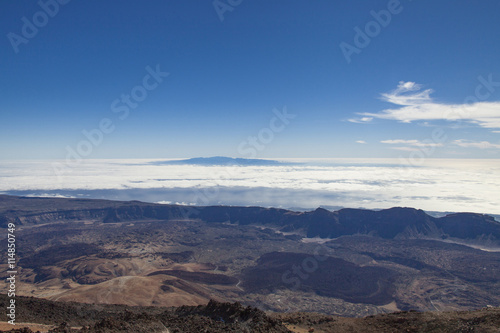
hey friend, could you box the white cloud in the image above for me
[351,81,500,129]
[396,81,422,92]
[389,147,422,152]
[348,117,373,123]
[452,140,500,149]
[381,139,443,148]
[380,81,433,106]
[25,193,75,198]
[356,140,367,144]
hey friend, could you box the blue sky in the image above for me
[1,0,499,159]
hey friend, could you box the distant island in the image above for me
[150,156,294,166]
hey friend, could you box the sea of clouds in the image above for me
[1,158,499,215]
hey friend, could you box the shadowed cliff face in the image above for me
[1,195,499,246]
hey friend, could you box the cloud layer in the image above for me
[1,159,499,215]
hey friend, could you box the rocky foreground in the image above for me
[1,295,499,333]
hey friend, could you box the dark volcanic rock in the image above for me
[242,252,397,305]
[0,295,291,333]
[2,295,500,333]
[1,194,499,246]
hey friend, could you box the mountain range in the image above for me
[2,195,499,248]
[1,194,499,320]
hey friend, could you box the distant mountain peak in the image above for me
[150,156,293,166]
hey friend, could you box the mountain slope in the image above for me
[1,295,499,333]
[1,195,499,316]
